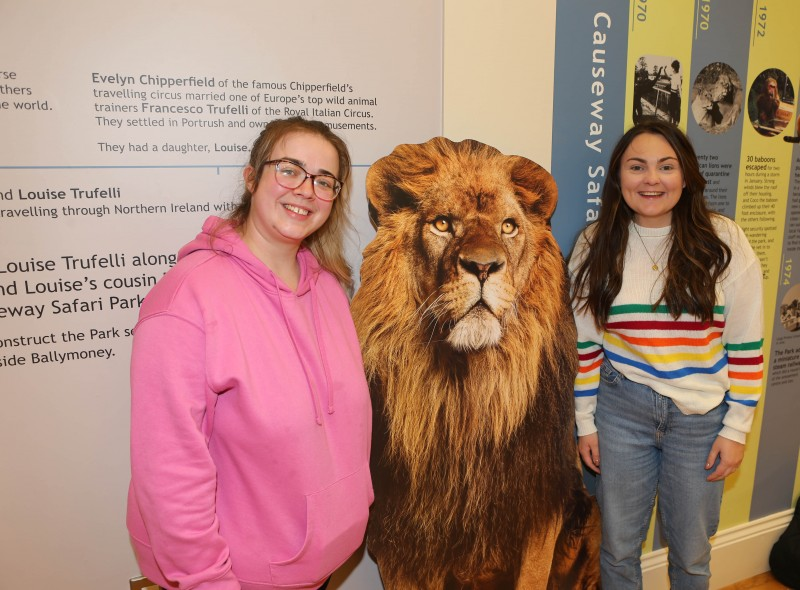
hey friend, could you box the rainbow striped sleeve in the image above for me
[720,338,763,441]
[573,306,604,436]
[725,339,763,408]
[718,232,764,441]
[576,340,603,398]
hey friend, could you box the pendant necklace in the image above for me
[633,223,665,271]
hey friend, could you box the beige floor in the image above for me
[720,571,791,590]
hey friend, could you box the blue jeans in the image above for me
[595,360,725,590]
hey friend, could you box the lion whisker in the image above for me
[417,288,444,312]
[414,289,440,314]
[418,292,448,324]
[424,322,438,349]
[418,291,464,350]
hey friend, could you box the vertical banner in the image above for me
[552,0,800,547]
[0,1,441,588]
[550,0,629,251]
[684,0,759,527]
[625,1,697,552]
[686,2,753,221]
[745,0,800,519]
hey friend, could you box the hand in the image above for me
[578,433,601,474]
[705,435,745,482]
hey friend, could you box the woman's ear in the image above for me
[243,165,256,193]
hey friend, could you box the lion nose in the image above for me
[459,257,505,283]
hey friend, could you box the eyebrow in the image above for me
[277,156,338,178]
[625,156,679,164]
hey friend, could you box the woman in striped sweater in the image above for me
[569,118,763,590]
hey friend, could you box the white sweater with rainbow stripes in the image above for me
[570,215,763,444]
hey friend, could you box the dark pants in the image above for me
[669,91,681,123]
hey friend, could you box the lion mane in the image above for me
[351,137,599,589]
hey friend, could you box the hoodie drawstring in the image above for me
[309,278,335,415]
[272,272,329,426]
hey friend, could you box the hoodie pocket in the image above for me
[267,465,372,586]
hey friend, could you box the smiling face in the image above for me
[242,131,338,256]
[619,132,685,228]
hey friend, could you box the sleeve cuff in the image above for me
[575,412,598,437]
[718,425,747,445]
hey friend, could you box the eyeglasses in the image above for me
[265,159,342,201]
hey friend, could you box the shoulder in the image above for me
[138,250,230,320]
[711,215,755,256]
[317,267,351,308]
[299,248,350,303]
[711,214,762,279]
[568,222,599,269]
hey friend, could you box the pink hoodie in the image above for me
[127,217,373,590]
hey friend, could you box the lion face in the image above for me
[418,172,537,350]
[362,137,559,352]
[695,77,731,112]
[694,90,714,113]
[708,75,733,103]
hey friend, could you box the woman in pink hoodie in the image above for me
[128,118,373,590]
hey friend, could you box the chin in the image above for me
[446,309,503,351]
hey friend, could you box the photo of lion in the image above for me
[690,62,743,134]
[351,137,600,589]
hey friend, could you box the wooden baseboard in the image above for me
[640,509,792,589]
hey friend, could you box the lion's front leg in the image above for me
[547,498,602,589]
[516,516,561,589]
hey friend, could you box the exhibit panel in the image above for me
[0,1,441,588]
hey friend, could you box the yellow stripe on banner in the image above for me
[626,0,694,553]
[625,0,695,132]
[727,0,800,528]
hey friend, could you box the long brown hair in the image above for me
[229,117,354,293]
[570,118,731,328]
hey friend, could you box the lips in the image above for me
[283,203,311,216]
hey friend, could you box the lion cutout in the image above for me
[351,137,601,589]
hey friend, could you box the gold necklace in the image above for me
[632,223,664,271]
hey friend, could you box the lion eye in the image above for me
[501,219,518,236]
[432,217,451,233]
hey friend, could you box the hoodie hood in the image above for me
[179,216,332,424]
[178,215,322,297]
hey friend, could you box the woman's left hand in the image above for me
[705,435,745,482]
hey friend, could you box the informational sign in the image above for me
[0,2,441,588]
